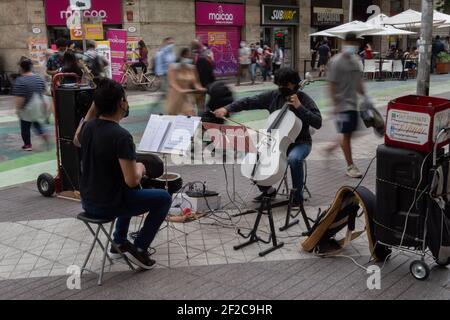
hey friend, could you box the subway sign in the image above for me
[262,5,300,25]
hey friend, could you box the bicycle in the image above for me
[120,64,161,92]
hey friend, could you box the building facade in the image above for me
[0,0,445,75]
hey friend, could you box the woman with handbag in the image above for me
[12,59,49,151]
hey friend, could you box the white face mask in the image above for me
[343,45,357,55]
[240,42,246,48]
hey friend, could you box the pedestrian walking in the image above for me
[272,43,284,74]
[83,40,109,78]
[236,41,251,86]
[46,38,67,77]
[327,33,366,178]
[192,40,215,114]
[318,41,331,78]
[263,45,273,79]
[165,48,206,116]
[249,43,258,84]
[13,59,49,152]
[155,37,176,100]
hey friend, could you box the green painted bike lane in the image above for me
[1,75,450,189]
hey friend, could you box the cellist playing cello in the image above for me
[214,67,322,207]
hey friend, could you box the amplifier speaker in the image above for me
[55,87,94,140]
[375,144,431,248]
[59,138,81,191]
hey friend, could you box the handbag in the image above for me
[19,92,44,122]
[359,95,385,137]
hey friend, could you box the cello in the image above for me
[240,77,313,187]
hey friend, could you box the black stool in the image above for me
[77,212,135,286]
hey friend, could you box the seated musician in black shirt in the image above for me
[214,68,322,206]
[77,78,171,269]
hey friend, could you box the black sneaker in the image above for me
[108,240,134,260]
[291,198,303,208]
[125,244,156,270]
[253,187,277,202]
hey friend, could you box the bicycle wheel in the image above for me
[143,74,161,92]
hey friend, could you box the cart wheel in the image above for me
[37,173,55,197]
[410,260,430,281]
[436,257,450,267]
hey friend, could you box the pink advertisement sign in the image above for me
[107,29,127,83]
[196,26,240,77]
[196,2,245,26]
[45,0,122,26]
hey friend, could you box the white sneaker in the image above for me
[346,165,363,178]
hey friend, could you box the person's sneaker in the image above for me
[291,198,303,208]
[346,165,363,178]
[253,187,277,202]
[108,240,134,260]
[124,243,156,270]
[22,144,32,151]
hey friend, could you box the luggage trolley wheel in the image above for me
[37,173,56,197]
[410,260,430,281]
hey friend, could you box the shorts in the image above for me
[318,57,329,67]
[336,111,359,134]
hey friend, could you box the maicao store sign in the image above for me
[44,0,122,26]
[196,2,245,26]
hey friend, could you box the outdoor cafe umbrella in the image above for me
[435,10,450,28]
[382,9,445,29]
[365,13,417,81]
[310,20,382,39]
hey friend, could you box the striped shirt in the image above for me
[12,74,46,105]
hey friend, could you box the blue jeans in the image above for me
[287,143,312,201]
[258,143,312,201]
[82,188,172,251]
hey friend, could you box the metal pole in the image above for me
[417,0,433,96]
[81,10,87,52]
[349,0,354,22]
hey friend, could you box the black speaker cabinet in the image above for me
[59,138,81,191]
[55,86,94,140]
[375,145,431,248]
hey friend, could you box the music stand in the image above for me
[203,122,256,213]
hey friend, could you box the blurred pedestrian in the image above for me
[131,40,149,74]
[327,33,366,178]
[155,37,176,99]
[432,35,445,73]
[318,41,331,78]
[192,40,215,113]
[236,41,251,86]
[263,45,273,79]
[83,40,109,78]
[166,48,206,116]
[60,51,83,84]
[46,38,67,77]
[203,43,214,62]
[13,59,49,151]
[249,43,258,84]
[272,43,284,74]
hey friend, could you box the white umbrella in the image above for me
[382,9,445,29]
[309,20,382,39]
[435,10,450,28]
[364,25,417,36]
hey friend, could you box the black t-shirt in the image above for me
[80,118,136,208]
[318,44,330,58]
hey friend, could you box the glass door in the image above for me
[260,27,295,69]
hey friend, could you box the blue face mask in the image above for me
[343,45,357,55]
[181,58,193,65]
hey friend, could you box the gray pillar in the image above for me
[417,0,433,96]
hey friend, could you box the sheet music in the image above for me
[163,116,201,152]
[138,115,172,153]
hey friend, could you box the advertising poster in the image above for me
[127,36,140,64]
[96,40,112,79]
[106,29,127,82]
[28,38,48,72]
[70,23,104,40]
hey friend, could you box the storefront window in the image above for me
[390,0,403,16]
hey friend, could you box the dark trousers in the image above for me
[20,119,45,146]
[131,62,148,74]
[82,188,172,251]
[258,143,312,201]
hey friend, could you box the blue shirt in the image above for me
[155,45,176,76]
